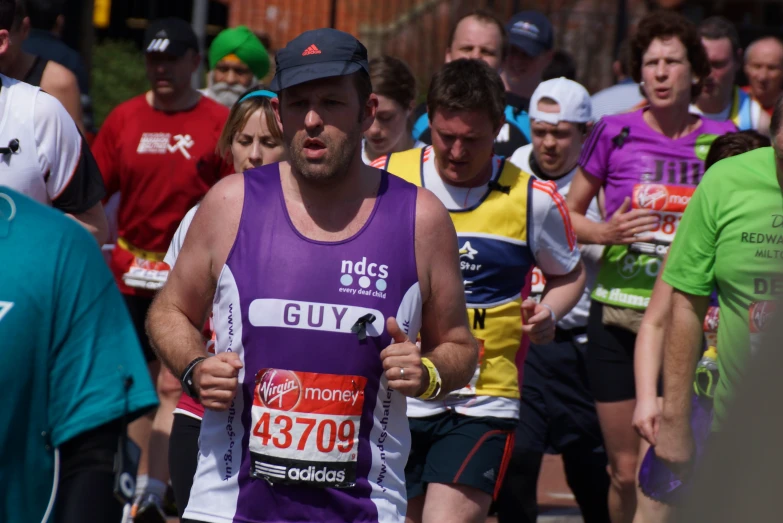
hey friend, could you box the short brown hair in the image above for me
[629,11,710,100]
[448,9,508,62]
[370,56,416,109]
[427,58,505,129]
[699,16,741,56]
[704,130,770,170]
[216,88,283,162]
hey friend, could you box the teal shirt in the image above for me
[0,188,158,522]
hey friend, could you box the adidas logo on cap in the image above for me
[147,38,171,52]
[302,44,322,56]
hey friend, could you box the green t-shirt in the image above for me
[0,188,158,522]
[663,147,783,429]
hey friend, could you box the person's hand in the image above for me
[600,197,659,245]
[633,397,662,445]
[522,299,556,345]
[654,412,695,478]
[194,352,243,411]
[380,317,428,397]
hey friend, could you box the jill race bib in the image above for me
[249,369,366,488]
[629,184,694,257]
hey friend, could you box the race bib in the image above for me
[749,301,776,355]
[629,184,694,257]
[530,268,545,302]
[450,338,484,396]
[249,369,366,488]
[122,257,170,290]
[703,306,720,350]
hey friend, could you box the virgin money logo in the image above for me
[750,301,776,333]
[634,184,669,211]
[256,369,301,411]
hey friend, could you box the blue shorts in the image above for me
[516,327,604,454]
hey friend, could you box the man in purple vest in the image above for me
[147,28,478,523]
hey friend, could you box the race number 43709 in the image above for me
[248,368,367,488]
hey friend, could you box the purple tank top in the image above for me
[186,164,422,523]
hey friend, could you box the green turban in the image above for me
[209,26,270,79]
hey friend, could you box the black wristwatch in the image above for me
[181,356,207,398]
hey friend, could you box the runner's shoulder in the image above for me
[0,187,98,256]
[593,108,641,133]
[100,93,149,126]
[702,146,773,186]
[698,115,738,135]
[196,93,231,120]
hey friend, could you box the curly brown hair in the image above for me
[629,11,710,101]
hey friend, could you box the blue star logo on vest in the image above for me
[339,257,389,298]
[459,241,482,271]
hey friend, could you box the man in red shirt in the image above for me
[91,17,229,523]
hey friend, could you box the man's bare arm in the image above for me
[416,188,479,396]
[662,290,709,421]
[146,174,244,378]
[67,202,108,245]
[655,289,709,468]
[41,62,85,134]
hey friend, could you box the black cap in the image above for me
[144,18,199,56]
[269,28,369,92]
[506,11,554,57]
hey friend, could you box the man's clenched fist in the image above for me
[193,352,244,411]
[380,317,429,398]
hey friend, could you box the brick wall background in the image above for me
[225,0,783,94]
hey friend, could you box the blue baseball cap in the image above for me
[506,11,554,57]
[269,28,369,92]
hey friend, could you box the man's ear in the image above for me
[493,114,507,138]
[20,16,30,40]
[0,29,10,57]
[362,93,379,131]
[271,96,283,131]
[582,121,594,143]
[191,51,202,72]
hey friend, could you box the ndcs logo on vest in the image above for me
[339,257,389,298]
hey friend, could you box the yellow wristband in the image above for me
[417,357,442,400]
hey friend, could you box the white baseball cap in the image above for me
[529,77,592,125]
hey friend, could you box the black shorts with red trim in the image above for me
[405,411,516,500]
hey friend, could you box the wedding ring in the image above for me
[400,367,405,379]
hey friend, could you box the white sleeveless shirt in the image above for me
[0,74,84,207]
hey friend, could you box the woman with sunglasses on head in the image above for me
[363,56,425,167]
[565,11,736,523]
[162,87,286,519]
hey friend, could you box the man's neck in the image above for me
[529,152,575,181]
[436,157,495,189]
[759,91,781,111]
[697,90,733,115]
[286,155,372,207]
[281,155,380,238]
[0,52,35,81]
[364,134,413,163]
[146,89,201,112]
